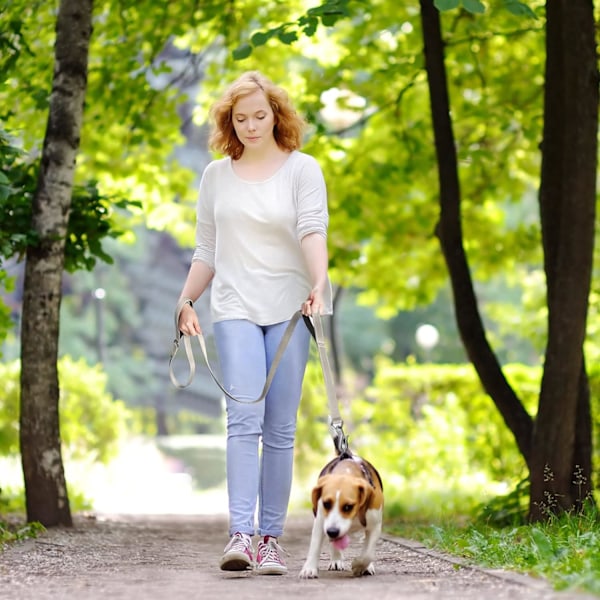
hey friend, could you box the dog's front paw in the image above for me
[351,557,375,577]
[299,562,319,579]
[327,559,345,571]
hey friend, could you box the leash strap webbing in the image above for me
[169,303,302,404]
[312,314,338,419]
[169,300,348,452]
[311,313,348,454]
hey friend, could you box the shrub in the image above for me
[0,356,131,463]
[297,357,545,517]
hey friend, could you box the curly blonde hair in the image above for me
[208,71,306,160]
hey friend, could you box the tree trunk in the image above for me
[19,0,93,527]
[419,0,534,465]
[529,0,597,521]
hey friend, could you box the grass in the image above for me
[387,502,600,596]
[0,486,45,547]
[0,482,86,549]
[0,519,45,546]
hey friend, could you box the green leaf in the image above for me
[321,12,343,26]
[301,16,319,37]
[434,0,460,11]
[232,43,253,61]
[277,30,298,45]
[462,0,486,13]
[530,527,555,559]
[250,30,274,47]
[503,0,538,18]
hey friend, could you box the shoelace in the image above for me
[259,540,287,564]
[228,534,251,553]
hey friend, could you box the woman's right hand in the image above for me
[178,303,202,336]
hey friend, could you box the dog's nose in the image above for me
[326,527,340,539]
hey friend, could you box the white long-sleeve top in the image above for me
[192,150,333,325]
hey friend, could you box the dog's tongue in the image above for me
[332,534,350,550]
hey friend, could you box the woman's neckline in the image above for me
[229,150,296,184]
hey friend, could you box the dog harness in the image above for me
[318,451,382,491]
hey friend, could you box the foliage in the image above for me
[231,0,355,60]
[0,481,92,517]
[0,124,140,347]
[203,0,546,316]
[397,504,600,594]
[0,357,132,463]
[0,129,36,264]
[0,0,559,348]
[0,0,597,527]
[298,357,600,519]
[0,270,13,353]
[0,0,208,237]
[1,115,142,275]
[476,476,530,525]
[0,519,45,547]
[435,0,537,17]
[352,360,537,477]
[233,0,538,60]
[56,228,188,418]
[0,164,142,273]
[297,358,528,512]
[0,128,27,350]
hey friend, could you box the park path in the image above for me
[0,511,597,600]
[1,439,597,599]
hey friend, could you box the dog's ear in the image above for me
[357,482,373,526]
[311,481,324,516]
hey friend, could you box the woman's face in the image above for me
[232,89,276,151]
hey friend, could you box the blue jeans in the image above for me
[213,317,310,538]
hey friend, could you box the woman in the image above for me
[176,71,332,575]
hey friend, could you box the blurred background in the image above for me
[1,0,598,525]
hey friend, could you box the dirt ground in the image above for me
[0,511,597,600]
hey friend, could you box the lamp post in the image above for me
[415,323,439,363]
[93,287,106,364]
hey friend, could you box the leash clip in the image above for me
[329,416,349,455]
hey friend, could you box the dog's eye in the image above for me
[323,500,333,510]
[342,504,354,513]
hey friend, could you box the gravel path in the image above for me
[0,512,596,600]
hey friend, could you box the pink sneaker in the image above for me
[219,532,253,571]
[256,536,288,575]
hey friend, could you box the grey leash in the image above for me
[169,297,349,452]
[169,298,303,404]
[309,312,349,455]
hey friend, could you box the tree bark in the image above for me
[530,0,597,521]
[19,0,93,527]
[419,0,534,465]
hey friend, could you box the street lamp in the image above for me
[415,323,439,362]
[93,287,106,364]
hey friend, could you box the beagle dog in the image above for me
[299,450,384,578]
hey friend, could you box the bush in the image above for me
[299,355,600,519]
[297,357,544,517]
[0,356,132,463]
